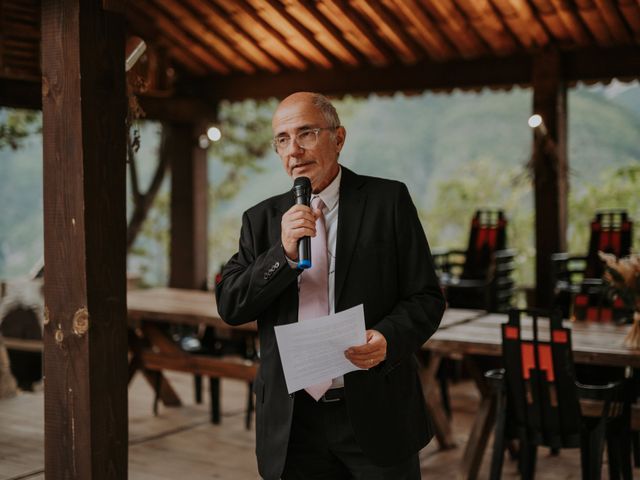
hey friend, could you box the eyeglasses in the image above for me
[272,127,336,153]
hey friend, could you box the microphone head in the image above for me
[293,176,311,200]
[293,176,311,190]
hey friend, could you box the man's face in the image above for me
[272,94,345,193]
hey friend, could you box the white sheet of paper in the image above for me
[274,304,367,395]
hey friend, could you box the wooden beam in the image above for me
[137,95,218,123]
[152,0,257,74]
[200,45,640,101]
[383,0,456,61]
[41,1,128,478]
[287,0,366,66]
[317,0,395,66]
[532,50,568,309]
[167,123,209,290]
[349,0,424,63]
[256,0,339,68]
[212,0,309,70]
[183,0,282,72]
[0,77,41,109]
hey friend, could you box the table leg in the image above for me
[459,356,497,480]
[419,351,456,449]
[128,326,182,407]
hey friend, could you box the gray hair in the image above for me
[311,93,341,129]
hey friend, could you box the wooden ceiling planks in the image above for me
[575,0,617,45]
[251,0,336,68]
[618,0,640,41]
[317,0,395,66]
[182,0,282,73]
[491,0,551,48]
[134,0,231,74]
[0,0,39,81]
[383,0,457,61]
[593,0,633,43]
[349,0,423,64]
[546,0,594,45]
[1,0,638,103]
[419,0,489,58]
[155,0,256,74]
[454,0,521,55]
[125,2,208,76]
[284,0,364,66]
[212,0,309,71]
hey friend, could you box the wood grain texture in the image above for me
[41,0,128,478]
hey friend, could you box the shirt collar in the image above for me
[313,166,341,212]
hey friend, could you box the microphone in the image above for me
[292,176,312,269]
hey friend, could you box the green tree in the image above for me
[0,109,40,151]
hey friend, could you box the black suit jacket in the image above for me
[216,167,445,480]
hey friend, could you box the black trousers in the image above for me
[282,390,421,480]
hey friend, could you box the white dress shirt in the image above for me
[287,167,343,388]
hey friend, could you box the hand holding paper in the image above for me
[274,304,366,395]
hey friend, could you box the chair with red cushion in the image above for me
[434,209,516,312]
[552,210,633,321]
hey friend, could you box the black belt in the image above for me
[319,387,345,403]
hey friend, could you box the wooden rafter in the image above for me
[382,0,456,61]
[316,0,394,66]
[419,0,489,58]
[349,0,423,64]
[285,0,365,66]
[454,0,520,54]
[618,0,640,40]
[182,0,282,72]
[575,0,615,45]
[212,0,309,70]
[529,0,577,45]
[253,0,338,68]
[490,0,551,48]
[546,0,594,45]
[151,0,256,74]
[133,0,231,73]
[593,0,633,43]
[200,45,640,101]
[125,3,208,76]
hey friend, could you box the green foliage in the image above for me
[0,109,41,151]
[209,99,277,203]
[423,158,535,285]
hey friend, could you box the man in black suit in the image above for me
[216,92,445,480]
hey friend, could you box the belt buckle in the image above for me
[320,388,343,403]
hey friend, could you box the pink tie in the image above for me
[298,197,332,401]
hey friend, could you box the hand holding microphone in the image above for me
[281,177,318,268]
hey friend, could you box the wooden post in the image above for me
[168,123,209,289]
[41,1,128,478]
[532,51,568,308]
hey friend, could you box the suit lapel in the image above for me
[335,167,366,308]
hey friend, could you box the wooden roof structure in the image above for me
[1,0,639,109]
[1,2,639,478]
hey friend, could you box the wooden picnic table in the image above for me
[421,311,640,479]
[127,288,258,411]
[126,289,478,411]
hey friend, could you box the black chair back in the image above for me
[501,309,582,449]
[462,209,507,280]
[585,210,633,279]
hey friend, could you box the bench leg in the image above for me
[246,381,254,430]
[194,374,203,404]
[209,377,221,424]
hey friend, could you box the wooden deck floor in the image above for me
[0,372,608,479]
